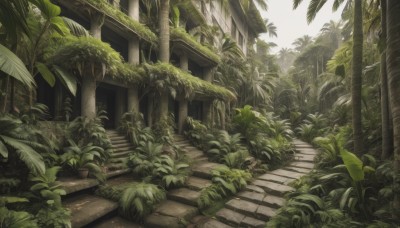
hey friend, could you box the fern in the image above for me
[119,183,165,221]
[198,166,251,208]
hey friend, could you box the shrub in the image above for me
[198,166,252,208]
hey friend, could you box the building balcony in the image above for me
[57,0,157,44]
[170,28,220,68]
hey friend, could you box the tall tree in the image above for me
[386,0,400,217]
[157,0,170,119]
[292,35,313,53]
[293,0,364,155]
[380,0,392,160]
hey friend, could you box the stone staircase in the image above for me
[92,134,223,228]
[195,139,318,227]
[59,130,136,228]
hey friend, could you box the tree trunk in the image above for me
[352,0,364,155]
[386,0,400,218]
[381,0,393,160]
[159,0,170,63]
[157,0,170,120]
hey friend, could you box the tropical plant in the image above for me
[206,131,245,163]
[128,141,164,178]
[118,111,151,147]
[119,183,165,221]
[0,206,38,228]
[0,114,45,175]
[60,140,105,181]
[27,166,71,228]
[198,166,251,208]
[154,155,189,189]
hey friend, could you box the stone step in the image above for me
[245,185,266,194]
[111,138,129,144]
[167,188,201,206]
[225,198,258,217]
[108,135,126,141]
[225,197,276,221]
[186,176,212,191]
[268,169,306,180]
[191,162,221,179]
[113,146,134,153]
[284,166,311,174]
[92,216,143,228]
[185,150,205,160]
[257,173,295,185]
[201,218,233,228]
[59,177,98,195]
[240,216,266,228]
[237,191,265,204]
[262,195,285,209]
[106,168,131,179]
[64,194,118,228]
[111,143,132,149]
[111,150,130,158]
[295,148,318,155]
[289,161,314,169]
[145,200,198,227]
[295,154,315,162]
[252,179,294,197]
[216,208,246,227]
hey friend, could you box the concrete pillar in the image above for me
[81,76,96,118]
[128,37,140,64]
[127,88,139,111]
[128,0,139,21]
[115,89,125,126]
[178,100,188,134]
[82,13,103,118]
[127,37,140,112]
[178,53,189,133]
[203,67,213,82]
[90,13,103,39]
[202,100,212,125]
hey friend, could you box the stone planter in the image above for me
[78,168,89,179]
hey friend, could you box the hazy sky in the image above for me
[259,1,344,53]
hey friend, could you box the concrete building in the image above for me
[38,0,266,131]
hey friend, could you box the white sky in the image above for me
[259,0,344,53]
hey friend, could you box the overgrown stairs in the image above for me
[194,139,318,227]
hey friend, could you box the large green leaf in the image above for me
[30,0,61,19]
[0,140,8,158]
[61,17,89,37]
[340,149,364,181]
[0,44,35,88]
[53,65,77,96]
[0,135,45,175]
[36,62,55,87]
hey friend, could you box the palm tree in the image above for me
[320,20,343,49]
[386,0,400,216]
[293,0,364,155]
[292,35,313,53]
[380,0,392,160]
[157,0,170,120]
[264,19,278,38]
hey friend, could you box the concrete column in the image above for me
[203,67,213,82]
[178,53,189,133]
[115,89,125,126]
[221,107,226,130]
[81,76,96,118]
[127,88,139,111]
[202,100,212,125]
[178,100,188,134]
[90,13,103,39]
[128,0,139,21]
[128,37,140,64]
[82,14,103,118]
[127,37,140,112]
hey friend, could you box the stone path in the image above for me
[60,134,317,228]
[195,139,317,227]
